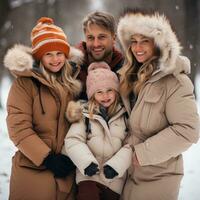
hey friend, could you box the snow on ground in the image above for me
[0,74,200,200]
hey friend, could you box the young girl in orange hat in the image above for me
[4,17,82,200]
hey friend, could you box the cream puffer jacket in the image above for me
[63,103,132,194]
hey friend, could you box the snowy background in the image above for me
[0,73,199,200]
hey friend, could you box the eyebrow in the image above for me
[131,35,149,40]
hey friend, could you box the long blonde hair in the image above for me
[41,60,81,98]
[88,91,120,119]
[120,45,159,96]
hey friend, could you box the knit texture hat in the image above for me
[86,62,119,99]
[31,17,70,60]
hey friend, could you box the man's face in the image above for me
[85,24,115,61]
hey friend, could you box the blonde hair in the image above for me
[120,45,159,96]
[88,91,120,118]
[41,60,81,98]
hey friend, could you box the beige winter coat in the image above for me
[4,45,82,200]
[117,11,200,200]
[64,104,132,194]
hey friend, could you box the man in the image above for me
[76,11,124,99]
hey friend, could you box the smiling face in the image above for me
[85,24,115,61]
[94,88,116,108]
[130,34,155,63]
[41,51,66,73]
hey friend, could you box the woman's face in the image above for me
[41,51,66,73]
[130,34,155,63]
[94,88,116,108]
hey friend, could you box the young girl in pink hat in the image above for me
[63,61,132,200]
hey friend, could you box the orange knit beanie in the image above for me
[31,17,70,60]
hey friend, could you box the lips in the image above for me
[51,62,60,66]
[92,48,104,54]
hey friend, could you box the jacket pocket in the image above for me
[140,86,166,135]
[18,138,52,169]
[144,86,164,103]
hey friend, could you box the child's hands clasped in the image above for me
[84,162,99,176]
[103,165,118,179]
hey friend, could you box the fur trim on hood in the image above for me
[65,100,84,123]
[117,10,182,73]
[4,44,84,72]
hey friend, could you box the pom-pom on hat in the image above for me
[31,17,70,60]
[86,62,119,99]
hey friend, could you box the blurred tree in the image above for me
[0,0,9,27]
[0,0,9,108]
[183,0,199,91]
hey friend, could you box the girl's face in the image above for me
[94,88,116,108]
[41,51,66,73]
[130,34,155,63]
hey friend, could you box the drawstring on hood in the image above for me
[31,77,45,114]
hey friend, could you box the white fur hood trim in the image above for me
[4,44,84,72]
[4,44,33,72]
[117,12,182,73]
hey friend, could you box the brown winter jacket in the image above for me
[4,45,82,200]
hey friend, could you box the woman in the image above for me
[4,17,82,200]
[64,62,132,200]
[117,9,200,200]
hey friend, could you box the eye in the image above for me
[107,88,113,92]
[87,36,94,41]
[131,40,137,45]
[57,52,64,56]
[98,35,107,40]
[142,39,150,43]
[45,52,51,56]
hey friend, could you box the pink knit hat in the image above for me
[86,62,119,99]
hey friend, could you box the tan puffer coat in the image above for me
[117,11,200,200]
[4,45,82,200]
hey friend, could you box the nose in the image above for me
[134,43,142,51]
[102,92,109,99]
[93,38,100,47]
[51,55,59,62]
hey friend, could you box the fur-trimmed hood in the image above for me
[117,10,189,74]
[4,44,84,75]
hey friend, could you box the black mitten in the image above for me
[61,154,76,173]
[43,153,76,178]
[84,162,99,176]
[103,165,118,179]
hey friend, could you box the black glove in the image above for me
[43,153,76,178]
[103,165,118,179]
[84,162,99,176]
